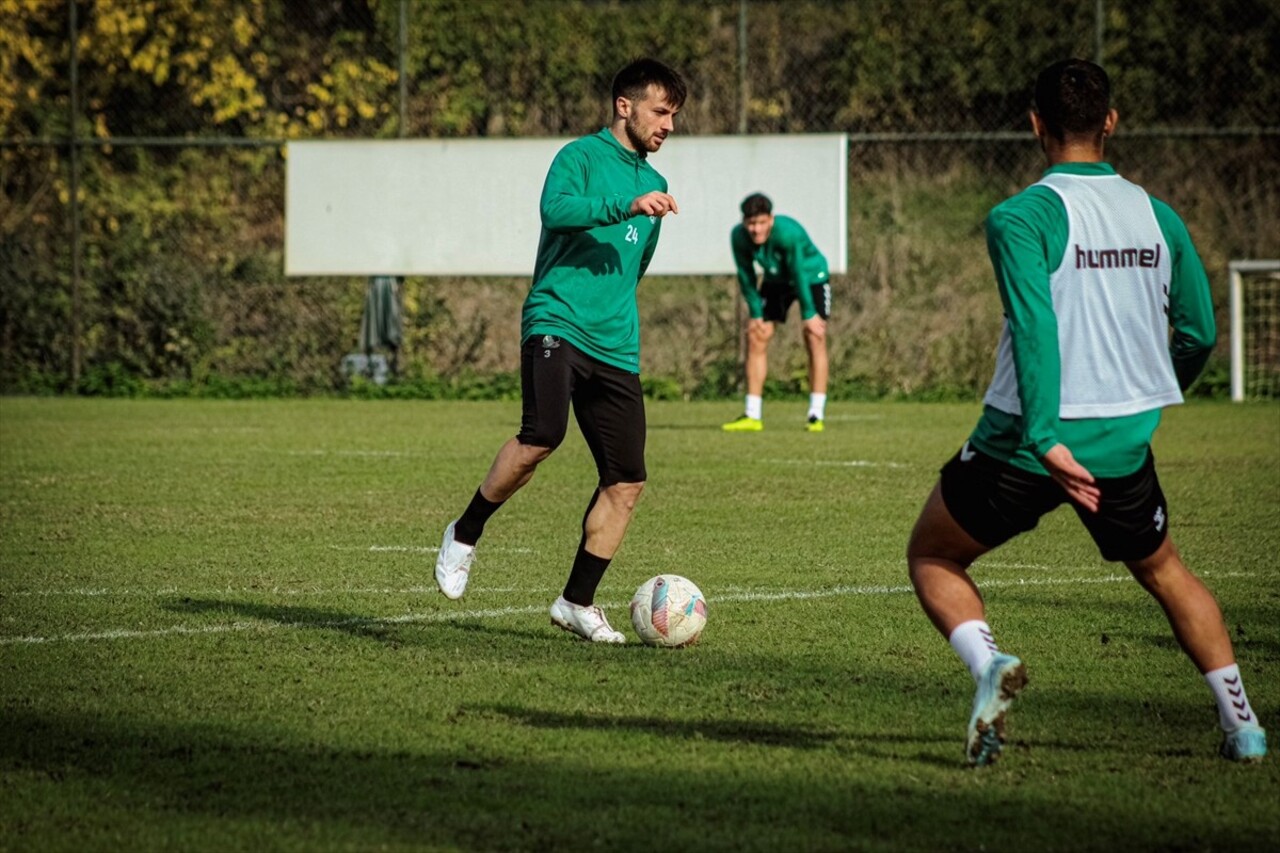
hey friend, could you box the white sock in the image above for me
[808,393,827,420]
[949,620,999,681]
[745,394,762,420]
[1205,664,1259,731]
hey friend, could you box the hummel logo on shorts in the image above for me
[960,441,976,462]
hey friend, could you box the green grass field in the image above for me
[2,397,1278,852]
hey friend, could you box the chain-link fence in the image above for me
[3,0,1278,398]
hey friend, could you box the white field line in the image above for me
[328,545,537,555]
[0,570,1253,646]
[1,605,548,645]
[2,546,533,598]
[764,458,910,469]
[821,414,886,422]
[11,585,446,598]
[5,584,531,598]
[284,449,418,458]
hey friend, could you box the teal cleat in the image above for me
[966,653,1028,767]
[1220,726,1267,763]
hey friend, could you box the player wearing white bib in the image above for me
[906,59,1266,766]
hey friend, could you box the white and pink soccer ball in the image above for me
[630,574,708,647]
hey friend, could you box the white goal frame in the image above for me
[1229,259,1280,401]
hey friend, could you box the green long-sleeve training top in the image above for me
[521,128,668,374]
[971,162,1216,477]
[730,215,829,320]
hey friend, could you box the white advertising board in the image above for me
[286,134,846,276]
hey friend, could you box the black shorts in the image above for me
[517,335,646,486]
[939,443,1170,562]
[761,280,831,323]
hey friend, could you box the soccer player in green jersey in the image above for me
[433,58,686,643]
[906,59,1266,765]
[722,193,832,432]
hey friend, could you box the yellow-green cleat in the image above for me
[806,415,825,432]
[722,415,763,432]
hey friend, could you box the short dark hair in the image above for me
[1034,59,1111,140]
[740,193,772,218]
[612,58,687,109]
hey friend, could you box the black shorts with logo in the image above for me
[760,280,831,323]
[517,335,646,486]
[939,443,1170,562]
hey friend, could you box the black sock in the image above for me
[563,542,611,606]
[454,488,503,545]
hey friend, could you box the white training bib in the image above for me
[984,172,1183,419]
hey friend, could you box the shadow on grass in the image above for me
[477,703,841,749]
[3,707,1275,852]
[476,703,987,770]
[163,597,424,643]
[161,597,555,644]
[647,422,726,431]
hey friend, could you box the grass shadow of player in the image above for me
[477,702,840,749]
[162,597,417,643]
[162,598,578,646]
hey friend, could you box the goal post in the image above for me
[1229,259,1280,401]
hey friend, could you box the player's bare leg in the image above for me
[803,317,828,430]
[803,320,827,397]
[908,483,1026,765]
[724,320,773,431]
[436,438,553,600]
[1126,536,1266,760]
[478,437,554,503]
[583,480,645,559]
[907,484,989,634]
[1126,536,1234,672]
[745,320,773,398]
[550,480,645,644]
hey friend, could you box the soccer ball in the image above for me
[630,574,708,647]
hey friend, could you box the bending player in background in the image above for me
[433,58,686,643]
[722,193,832,433]
[906,58,1266,766]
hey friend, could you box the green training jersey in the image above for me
[521,128,667,373]
[972,162,1216,477]
[730,215,830,320]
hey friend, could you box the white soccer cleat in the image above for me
[966,652,1028,766]
[434,520,475,600]
[549,596,626,644]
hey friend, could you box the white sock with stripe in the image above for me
[745,394,762,420]
[808,393,827,420]
[1205,663,1258,731]
[949,619,999,681]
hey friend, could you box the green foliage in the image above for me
[1185,358,1232,399]
[1,1,1277,398]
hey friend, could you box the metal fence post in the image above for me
[68,0,82,387]
[737,0,748,135]
[1095,0,1105,64]
[734,0,749,384]
[399,0,408,138]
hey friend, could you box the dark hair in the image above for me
[612,58,687,109]
[740,193,772,218]
[1034,59,1111,140]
